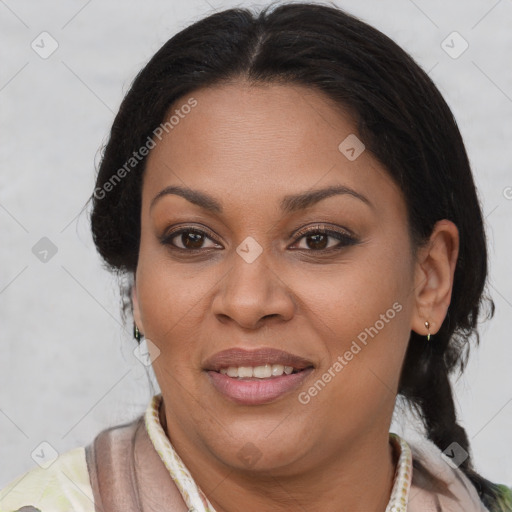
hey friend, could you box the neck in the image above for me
[159,402,398,512]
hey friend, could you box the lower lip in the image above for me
[206,368,314,405]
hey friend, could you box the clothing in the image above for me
[1,394,510,511]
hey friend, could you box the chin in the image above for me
[209,431,308,475]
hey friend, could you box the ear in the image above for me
[132,282,144,334]
[411,219,459,338]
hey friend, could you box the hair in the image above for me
[89,1,502,508]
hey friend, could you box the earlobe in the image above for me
[410,219,459,338]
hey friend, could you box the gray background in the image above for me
[1,0,511,488]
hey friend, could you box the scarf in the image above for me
[84,394,492,512]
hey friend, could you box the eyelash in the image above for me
[159,224,359,254]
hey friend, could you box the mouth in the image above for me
[203,348,315,405]
[203,347,314,373]
[215,363,312,379]
[206,367,314,405]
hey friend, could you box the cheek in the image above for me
[137,266,208,342]
[298,235,412,341]
[136,224,201,329]
[298,234,413,399]
[135,244,222,381]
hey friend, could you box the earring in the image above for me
[424,321,431,341]
[133,324,142,342]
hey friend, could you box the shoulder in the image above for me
[0,446,94,512]
[406,435,511,512]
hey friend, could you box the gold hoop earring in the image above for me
[134,324,142,342]
[424,321,431,341]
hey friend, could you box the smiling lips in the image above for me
[203,347,314,405]
[203,347,314,372]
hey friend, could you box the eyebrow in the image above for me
[150,184,373,214]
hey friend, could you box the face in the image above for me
[133,82,423,474]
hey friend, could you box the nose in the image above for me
[211,249,296,329]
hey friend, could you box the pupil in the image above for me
[307,233,327,250]
[183,232,203,249]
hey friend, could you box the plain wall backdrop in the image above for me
[1,0,511,488]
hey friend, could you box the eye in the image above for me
[160,223,359,253]
[160,226,222,251]
[290,224,358,252]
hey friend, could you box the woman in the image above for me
[1,2,511,511]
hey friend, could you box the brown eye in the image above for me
[304,232,329,250]
[160,224,358,254]
[177,231,205,249]
[291,225,358,252]
[161,227,221,251]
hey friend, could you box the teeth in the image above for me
[238,366,253,378]
[226,367,238,377]
[219,364,296,378]
[271,364,285,376]
[253,364,272,378]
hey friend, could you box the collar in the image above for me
[144,394,413,512]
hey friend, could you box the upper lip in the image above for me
[203,348,314,372]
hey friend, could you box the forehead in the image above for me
[142,82,404,218]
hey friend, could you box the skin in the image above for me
[132,81,459,512]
